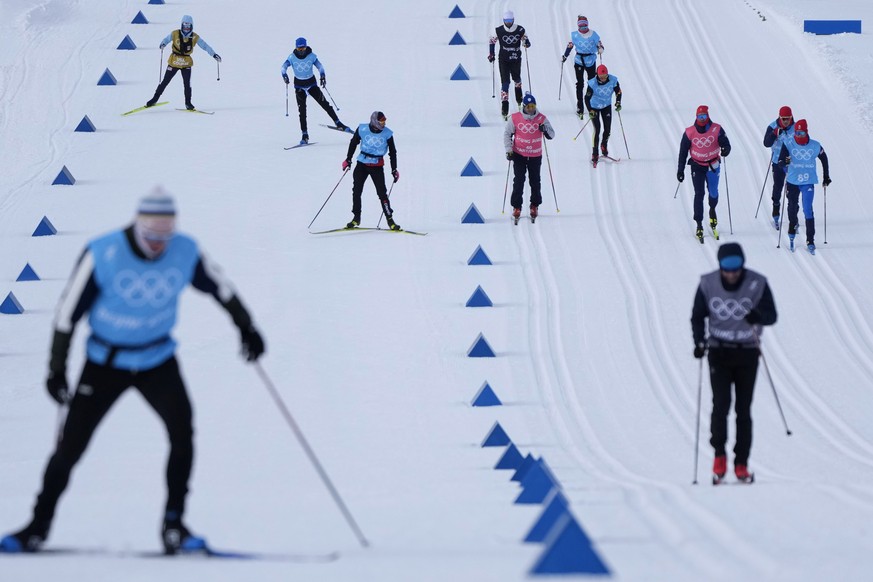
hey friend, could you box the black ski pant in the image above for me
[31,357,194,530]
[771,162,787,214]
[351,162,391,219]
[574,62,595,113]
[499,59,523,105]
[708,347,759,466]
[690,162,720,225]
[151,66,193,106]
[590,106,613,154]
[296,85,338,133]
[785,183,816,244]
[510,154,543,209]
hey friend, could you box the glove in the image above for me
[506,151,513,160]
[523,37,531,48]
[823,176,832,187]
[538,123,545,133]
[160,43,167,50]
[781,156,791,167]
[589,110,596,120]
[392,169,400,183]
[720,146,730,157]
[213,53,222,63]
[677,171,685,183]
[773,127,782,137]
[320,75,326,88]
[487,54,495,63]
[240,326,265,362]
[46,372,71,405]
[615,103,622,112]
[342,159,351,171]
[693,344,706,359]
[745,310,762,325]
[282,74,290,85]
[561,55,567,63]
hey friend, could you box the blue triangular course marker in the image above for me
[451,64,470,81]
[482,421,510,447]
[495,443,524,470]
[461,203,485,224]
[132,11,149,24]
[0,292,24,314]
[117,35,137,50]
[16,263,40,282]
[148,0,165,4]
[529,514,609,575]
[525,490,570,543]
[32,216,57,237]
[460,109,480,127]
[97,68,117,86]
[449,5,465,18]
[449,31,466,45]
[471,381,501,406]
[52,166,75,185]
[466,286,493,308]
[512,453,536,482]
[467,245,492,265]
[516,459,559,504]
[467,332,495,357]
[460,157,483,177]
[74,115,96,132]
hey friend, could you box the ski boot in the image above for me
[185,103,195,111]
[530,205,538,223]
[300,132,309,145]
[591,150,599,167]
[335,120,349,132]
[386,217,401,231]
[788,233,796,252]
[600,142,609,157]
[162,511,206,555]
[709,218,719,240]
[345,215,361,229]
[0,521,49,553]
[712,455,727,485]
[695,223,704,244]
[772,205,781,230]
[735,463,755,484]
[145,98,157,108]
[807,242,816,255]
[501,100,509,121]
[512,207,521,225]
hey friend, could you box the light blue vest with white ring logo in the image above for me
[356,124,393,165]
[786,139,821,186]
[571,30,600,67]
[587,75,618,110]
[87,229,199,371]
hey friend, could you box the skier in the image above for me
[342,111,400,230]
[691,242,778,484]
[584,64,622,166]
[677,105,731,241]
[0,189,265,554]
[488,10,531,120]
[762,106,795,229]
[777,119,831,253]
[504,93,555,223]
[146,15,221,111]
[562,16,604,119]
[281,37,348,145]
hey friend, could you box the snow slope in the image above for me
[2,0,873,580]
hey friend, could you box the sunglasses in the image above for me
[795,130,808,137]
[780,116,791,121]
[696,114,708,121]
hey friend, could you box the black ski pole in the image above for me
[692,356,703,485]
[501,158,511,213]
[323,85,340,111]
[616,109,631,159]
[723,157,733,234]
[673,180,682,199]
[751,329,792,436]
[543,139,559,212]
[524,44,532,92]
[159,47,164,83]
[824,184,828,244]
[285,84,289,117]
[308,168,349,229]
[491,59,495,99]
[376,180,396,229]
[558,60,564,101]
[776,181,787,248]
[572,118,592,141]
[216,59,220,82]
[754,159,771,218]
[253,362,370,548]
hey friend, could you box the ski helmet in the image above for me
[136,187,176,246]
[597,65,608,77]
[577,16,589,31]
[522,92,537,114]
[503,10,514,25]
[295,37,307,49]
[793,119,809,145]
[370,111,387,130]
[695,105,709,125]
[778,105,794,127]
[717,242,745,272]
[181,15,193,35]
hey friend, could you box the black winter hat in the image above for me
[717,242,745,271]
